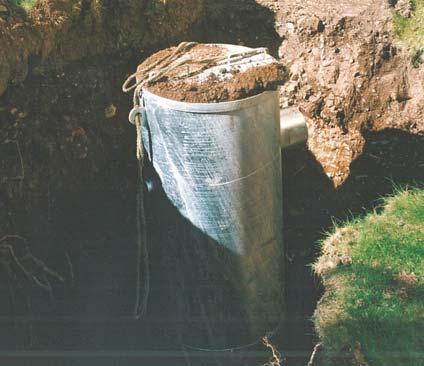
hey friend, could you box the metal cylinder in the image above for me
[280,107,308,148]
[140,89,284,350]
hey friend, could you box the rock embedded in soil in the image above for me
[0,4,9,17]
[395,0,413,18]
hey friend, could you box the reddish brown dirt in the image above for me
[138,44,226,72]
[272,0,424,187]
[137,43,287,102]
[146,63,286,102]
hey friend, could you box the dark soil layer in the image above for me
[0,0,203,95]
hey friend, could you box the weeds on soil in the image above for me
[393,0,424,63]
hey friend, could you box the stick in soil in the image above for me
[0,235,64,292]
[307,342,322,366]
[262,336,283,366]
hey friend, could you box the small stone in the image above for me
[395,0,413,18]
[300,15,325,35]
[104,104,117,119]
[0,4,9,16]
[286,22,295,34]
[17,112,27,119]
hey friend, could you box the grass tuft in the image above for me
[314,187,424,366]
[8,0,38,13]
[393,0,424,64]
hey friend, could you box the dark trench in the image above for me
[1,1,424,365]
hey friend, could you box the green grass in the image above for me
[393,0,424,65]
[314,188,424,366]
[9,0,38,13]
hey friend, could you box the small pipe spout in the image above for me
[280,107,308,149]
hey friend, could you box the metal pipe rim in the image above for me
[141,89,278,114]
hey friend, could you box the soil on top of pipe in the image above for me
[138,44,288,103]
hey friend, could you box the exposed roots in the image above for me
[307,342,323,366]
[262,336,283,366]
[0,235,64,293]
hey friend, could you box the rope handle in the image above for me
[122,72,140,93]
[129,106,145,125]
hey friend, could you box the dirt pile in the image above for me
[138,43,287,102]
[0,0,203,96]
[274,0,424,186]
[147,64,285,102]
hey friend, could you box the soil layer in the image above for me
[138,43,287,102]
[146,63,286,102]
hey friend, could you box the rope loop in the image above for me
[122,72,140,93]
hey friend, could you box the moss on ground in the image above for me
[9,0,38,13]
[314,188,424,366]
[393,0,424,66]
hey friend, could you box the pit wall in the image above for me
[1,1,424,362]
[0,0,203,96]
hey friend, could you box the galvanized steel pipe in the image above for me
[280,107,308,149]
[138,88,307,351]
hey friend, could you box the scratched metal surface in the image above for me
[140,89,284,352]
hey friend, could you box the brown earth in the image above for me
[273,0,424,186]
[146,63,286,102]
[0,0,424,364]
[2,0,422,184]
[138,43,287,102]
[0,0,203,95]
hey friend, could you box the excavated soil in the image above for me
[1,0,424,365]
[0,0,203,95]
[146,63,285,102]
[275,0,424,187]
[140,43,287,102]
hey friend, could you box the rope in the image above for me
[122,42,270,320]
[122,42,269,96]
[133,157,150,319]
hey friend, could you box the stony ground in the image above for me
[258,0,424,187]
